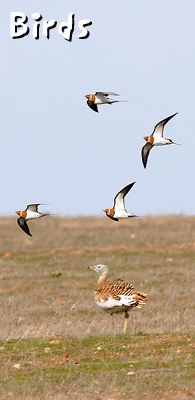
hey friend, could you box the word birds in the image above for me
[10,12,92,41]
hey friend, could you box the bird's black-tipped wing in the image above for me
[114,182,136,210]
[141,143,154,169]
[86,100,98,113]
[152,112,178,137]
[17,217,32,237]
[105,214,119,222]
[26,204,40,212]
[95,92,119,97]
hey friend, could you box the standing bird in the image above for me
[89,264,147,333]
[141,112,180,169]
[85,92,125,113]
[15,204,49,237]
[103,182,137,221]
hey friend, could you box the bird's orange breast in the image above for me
[89,94,95,103]
[108,208,115,217]
[144,135,154,144]
[21,210,27,219]
[148,135,154,144]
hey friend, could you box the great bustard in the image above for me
[89,264,147,333]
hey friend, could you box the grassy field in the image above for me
[0,215,195,399]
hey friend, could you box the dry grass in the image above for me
[0,215,195,399]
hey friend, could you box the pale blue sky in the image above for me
[1,1,194,216]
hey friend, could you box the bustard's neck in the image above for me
[97,270,109,287]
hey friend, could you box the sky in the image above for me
[1,1,195,217]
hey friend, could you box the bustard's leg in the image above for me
[111,313,116,335]
[124,311,129,333]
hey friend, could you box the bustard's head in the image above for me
[89,264,108,274]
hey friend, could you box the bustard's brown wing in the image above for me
[95,279,147,309]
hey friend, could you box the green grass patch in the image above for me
[1,333,195,399]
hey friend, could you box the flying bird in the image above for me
[141,112,180,169]
[103,182,137,221]
[85,92,125,113]
[15,204,49,237]
[89,264,147,333]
